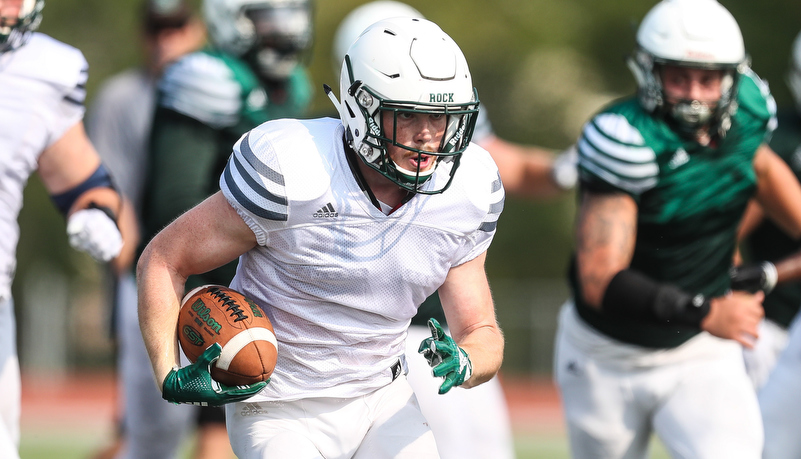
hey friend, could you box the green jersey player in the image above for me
[141,0,314,292]
[555,1,801,458]
[130,1,314,458]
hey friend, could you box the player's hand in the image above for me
[418,318,473,394]
[701,291,765,348]
[551,144,578,190]
[66,207,123,262]
[161,343,268,406]
[729,262,778,294]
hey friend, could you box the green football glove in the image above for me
[161,343,268,406]
[418,318,473,394]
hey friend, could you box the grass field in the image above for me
[18,372,672,459]
[19,432,673,459]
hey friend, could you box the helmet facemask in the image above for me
[629,0,747,142]
[203,0,312,83]
[242,1,312,82]
[0,0,44,53]
[629,48,743,142]
[345,73,478,193]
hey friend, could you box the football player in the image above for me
[742,30,801,459]
[331,4,580,458]
[138,17,505,458]
[555,0,801,457]
[85,1,207,458]
[0,0,123,457]
[104,0,314,458]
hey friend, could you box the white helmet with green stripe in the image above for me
[627,0,747,137]
[0,0,44,53]
[335,17,479,194]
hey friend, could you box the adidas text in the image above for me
[313,203,338,218]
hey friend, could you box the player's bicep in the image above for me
[575,190,638,308]
[753,143,801,239]
[142,191,257,281]
[38,121,102,194]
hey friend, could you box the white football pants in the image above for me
[555,301,762,459]
[0,298,20,459]
[759,313,801,459]
[742,318,788,390]
[405,324,514,459]
[226,376,439,459]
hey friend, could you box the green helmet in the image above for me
[0,0,45,53]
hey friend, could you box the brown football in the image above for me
[178,285,277,386]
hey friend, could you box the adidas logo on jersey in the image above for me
[668,148,689,169]
[313,203,338,218]
[240,403,267,416]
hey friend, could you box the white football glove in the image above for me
[66,208,123,262]
[551,144,578,190]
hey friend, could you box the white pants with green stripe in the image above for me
[555,301,762,459]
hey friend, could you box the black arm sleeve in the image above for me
[602,269,710,327]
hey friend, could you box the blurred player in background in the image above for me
[138,16,505,459]
[740,30,801,459]
[0,0,124,457]
[332,3,576,458]
[735,31,801,393]
[122,0,313,457]
[85,1,207,458]
[555,0,801,457]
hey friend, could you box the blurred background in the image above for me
[14,0,801,456]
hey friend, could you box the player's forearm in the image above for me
[774,250,801,286]
[136,243,186,390]
[458,325,504,389]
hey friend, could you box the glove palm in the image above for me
[418,318,472,394]
[162,343,267,406]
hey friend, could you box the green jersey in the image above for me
[746,111,801,328]
[571,69,776,348]
[141,47,313,291]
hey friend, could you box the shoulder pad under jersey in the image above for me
[5,33,88,105]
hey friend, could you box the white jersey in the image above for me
[0,33,87,300]
[221,117,504,401]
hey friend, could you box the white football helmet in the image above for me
[332,17,478,194]
[788,31,801,116]
[627,0,747,137]
[331,1,422,78]
[203,0,312,81]
[0,0,44,53]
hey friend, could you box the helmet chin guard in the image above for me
[330,17,479,195]
[627,0,747,140]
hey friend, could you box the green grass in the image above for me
[20,431,673,459]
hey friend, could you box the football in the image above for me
[178,285,277,386]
